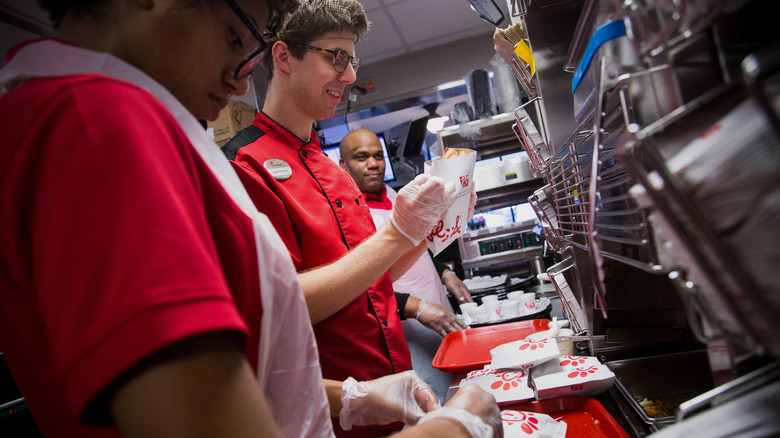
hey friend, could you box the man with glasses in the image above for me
[223,1,495,437]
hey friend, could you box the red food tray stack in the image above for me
[432,319,550,372]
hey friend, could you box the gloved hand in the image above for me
[417,300,468,336]
[390,174,457,245]
[418,385,503,438]
[442,270,473,303]
[467,189,478,224]
[339,370,441,431]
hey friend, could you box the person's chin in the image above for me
[202,95,228,121]
[322,105,338,119]
[366,180,384,192]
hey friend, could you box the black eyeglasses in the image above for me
[224,0,270,79]
[299,45,360,74]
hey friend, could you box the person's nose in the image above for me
[226,70,252,97]
[339,63,357,84]
[366,157,379,169]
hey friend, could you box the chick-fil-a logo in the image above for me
[501,410,540,435]
[567,365,599,378]
[463,368,493,380]
[489,371,526,391]
[459,175,469,188]
[560,356,589,367]
[517,338,548,352]
[427,215,462,243]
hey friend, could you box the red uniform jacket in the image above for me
[226,112,412,437]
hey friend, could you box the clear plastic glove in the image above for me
[339,370,440,431]
[443,271,473,303]
[467,189,478,224]
[417,300,469,336]
[418,385,503,438]
[390,174,457,245]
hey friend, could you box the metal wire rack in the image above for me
[512,97,552,178]
[616,71,780,357]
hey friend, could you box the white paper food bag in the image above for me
[531,356,616,400]
[459,367,534,404]
[424,148,477,256]
[501,410,567,438]
[489,337,561,371]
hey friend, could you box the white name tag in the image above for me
[263,158,293,181]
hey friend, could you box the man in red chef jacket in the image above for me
[222,1,491,437]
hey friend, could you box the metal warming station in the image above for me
[495,0,780,435]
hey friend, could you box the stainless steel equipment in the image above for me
[606,350,715,429]
[504,0,780,434]
[458,219,543,271]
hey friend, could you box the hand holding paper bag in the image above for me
[390,174,457,245]
[425,148,478,256]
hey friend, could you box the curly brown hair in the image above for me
[37,0,299,34]
[261,0,369,79]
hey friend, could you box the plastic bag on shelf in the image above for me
[490,53,523,114]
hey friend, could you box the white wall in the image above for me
[341,31,498,114]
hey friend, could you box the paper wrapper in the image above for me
[531,356,615,399]
[489,337,561,371]
[531,355,601,376]
[501,410,567,438]
[460,367,535,405]
[424,149,477,256]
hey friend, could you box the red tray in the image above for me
[431,319,550,372]
[502,396,630,438]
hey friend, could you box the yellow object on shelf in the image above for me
[513,40,536,75]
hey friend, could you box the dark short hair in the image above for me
[38,0,299,33]
[261,0,368,79]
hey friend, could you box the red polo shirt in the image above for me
[362,186,394,211]
[0,72,255,437]
[227,113,411,437]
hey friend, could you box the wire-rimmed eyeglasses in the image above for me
[224,0,270,79]
[299,45,360,74]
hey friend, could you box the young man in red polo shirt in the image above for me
[223,1,498,437]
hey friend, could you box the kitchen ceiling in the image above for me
[330,0,513,137]
[0,0,513,137]
[356,0,508,66]
[0,0,508,65]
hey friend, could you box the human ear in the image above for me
[272,41,293,75]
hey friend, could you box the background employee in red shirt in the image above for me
[339,128,474,403]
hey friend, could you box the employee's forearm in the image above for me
[388,242,428,282]
[323,379,343,417]
[397,417,471,438]
[298,222,413,324]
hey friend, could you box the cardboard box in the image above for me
[207,99,257,147]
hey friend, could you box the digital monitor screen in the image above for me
[404,116,429,158]
[322,133,396,183]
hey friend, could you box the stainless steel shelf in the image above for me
[474,177,545,213]
[438,112,526,160]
